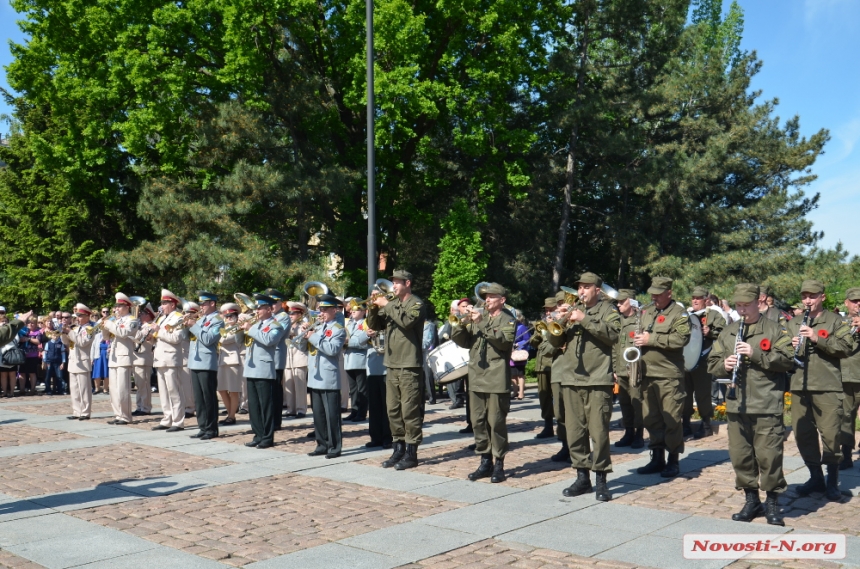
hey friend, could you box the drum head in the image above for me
[683,314,703,371]
[437,365,468,384]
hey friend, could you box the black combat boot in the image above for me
[535,419,554,439]
[491,458,506,483]
[615,428,634,447]
[661,452,680,478]
[468,454,494,481]
[795,463,826,496]
[825,464,842,501]
[382,441,405,468]
[562,469,593,497]
[839,444,854,470]
[682,416,693,439]
[630,428,645,449]
[550,444,571,463]
[395,443,418,470]
[764,491,784,526]
[731,488,763,522]
[637,449,666,474]
[693,418,713,440]
[594,471,612,502]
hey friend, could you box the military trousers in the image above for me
[616,374,643,430]
[157,367,185,428]
[69,371,92,418]
[367,374,392,446]
[108,366,133,423]
[792,390,844,466]
[191,369,219,438]
[386,367,424,445]
[346,368,368,418]
[841,382,860,449]
[272,369,284,431]
[551,381,566,446]
[641,376,685,454]
[562,385,613,472]
[311,388,342,454]
[134,365,152,413]
[247,378,275,446]
[727,412,786,493]
[684,364,713,422]
[470,391,510,459]
[536,371,554,423]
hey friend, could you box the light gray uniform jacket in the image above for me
[308,321,346,390]
[188,312,224,371]
[242,317,287,379]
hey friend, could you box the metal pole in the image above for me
[366,0,377,295]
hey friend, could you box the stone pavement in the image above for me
[0,391,859,569]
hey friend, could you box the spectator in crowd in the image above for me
[0,307,17,397]
[91,308,111,394]
[510,313,531,400]
[19,317,43,395]
[42,328,66,395]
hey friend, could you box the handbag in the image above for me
[1,341,25,367]
[511,349,529,362]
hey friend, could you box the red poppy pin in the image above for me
[818,329,829,339]
[325,329,333,338]
[629,331,635,338]
[262,326,271,333]
[656,315,666,324]
[204,321,211,327]
[760,339,771,351]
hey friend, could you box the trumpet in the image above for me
[348,279,396,310]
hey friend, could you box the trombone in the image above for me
[347,279,395,310]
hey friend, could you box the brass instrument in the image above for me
[600,283,619,301]
[348,279,396,310]
[129,296,147,319]
[623,302,654,387]
[302,281,329,310]
[474,282,492,306]
[371,331,385,354]
[234,292,259,328]
[560,286,579,306]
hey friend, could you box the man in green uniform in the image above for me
[635,277,691,478]
[788,279,853,500]
[685,286,726,440]
[708,283,794,525]
[758,285,786,325]
[840,288,860,469]
[549,273,620,501]
[365,269,427,470]
[451,283,515,483]
[613,289,644,449]
[549,295,572,462]
[0,310,29,344]
[530,297,560,439]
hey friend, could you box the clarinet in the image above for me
[727,319,745,401]
[793,308,811,369]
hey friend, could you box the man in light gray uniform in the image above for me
[188,291,224,440]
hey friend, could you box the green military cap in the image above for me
[691,286,709,298]
[576,272,603,287]
[391,269,413,282]
[616,288,637,302]
[732,283,759,304]
[800,279,825,294]
[479,282,507,298]
[792,302,804,310]
[543,297,558,309]
[846,287,860,301]
[555,290,566,303]
[647,276,673,295]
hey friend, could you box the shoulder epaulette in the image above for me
[333,323,344,329]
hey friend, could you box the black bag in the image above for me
[1,341,25,367]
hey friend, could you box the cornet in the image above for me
[348,279,396,310]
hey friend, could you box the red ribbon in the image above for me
[325,329,332,337]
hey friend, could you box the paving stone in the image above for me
[339,521,480,563]
[0,548,48,569]
[409,479,522,504]
[0,513,95,546]
[0,500,51,523]
[303,463,451,492]
[0,438,115,459]
[188,464,285,485]
[416,502,549,538]
[596,534,729,569]
[499,520,640,558]
[6,527,158,568]
[555,502,689,535]
[245,542,403,569]
[28,485,143,512]
[67,545,228,569]
[108,473,218,497]
[203,447,289,464]
[653,514,791,540]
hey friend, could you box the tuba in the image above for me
[234,293,259,328]
[303,281,329,310]
[129,296,147,319]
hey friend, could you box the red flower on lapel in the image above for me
[629,331,635,338]
[204,320,211,327]
[759,339,771,351]
[656,315,665,324]
[262,326,271,333]
[325,329,333,337]
[818,329,829,339]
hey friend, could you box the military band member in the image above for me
[841,288,860,470]
[345,304,370,421]
[366,329,392,448]
[708,283,794,525]
[180,301,198,418]
[530,297,560,439]
[788,280,853,500]
[365,269,427,471]
[62,304,96,420]
[759,286,786,325]
[265,288,290,431]
[685,286,726,439]
[549,273,620,501]
[283,302,310,418]
[187,291,224,440]
[217,303,243,425]
[305,294,347,458]
[451,282,516,483]
[132,304,156,416]
[152,290,188,432]
[550,298,572,462]
[100,293,141,425]
[613,289,644,449]
[241,293,287,448]
[635,277,691,478]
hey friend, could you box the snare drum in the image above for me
[427,341,470,385]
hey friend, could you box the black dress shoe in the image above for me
[245,441,260,447]
[237,408,249,415]
[151,425,170,430]
[166,426,184,432]
[79,416,90,421]
[365,441,383,448]
[296,413,305,418]
[114,420,129,425]
[190,432,205,439]
[185,412,195,419]
[306,431,316,438]
[308,447,328,456]
[199,434,214,440]
[67,416,78,420]
[219,418,236,426]
[107,420,119,425]
[325,451,341,459]
[382,442,392,449]
[257,442,273,449]
[131,410,149,416]
[345,410,357,422]
[459,426,474,434]
[219,410,228,416]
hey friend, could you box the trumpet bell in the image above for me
[534,321,549,334]
[129,296,147,306]
[548,321,565,336]
[303,281,329,298]
[600,283,619,300]
[375,278,395,295]
[234,293,256,314]
[474,282,492,302]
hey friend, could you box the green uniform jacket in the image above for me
[841,319,860,383]
[761,306,786,326]
[450,309,515,393]
[365,294,426,369]
[0,319,25,345]
[548,300,620,387]
[529,331,559,374]
[640,302,691,380]
[786,310,853,392]
[707,317,794,414]
[613,314,638,379]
